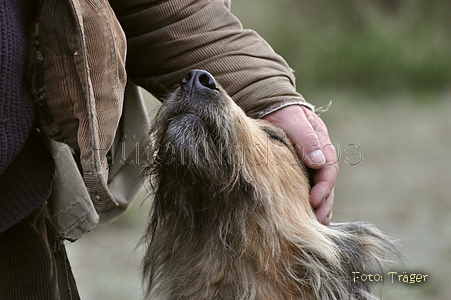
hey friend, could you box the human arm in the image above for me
[109,0,336,224]
[108,0,312,115]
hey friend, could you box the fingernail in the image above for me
[309,150,325,165]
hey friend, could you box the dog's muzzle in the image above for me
[181,69,219,93]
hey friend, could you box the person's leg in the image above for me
[0,204,79,300]
[47,218,81,300]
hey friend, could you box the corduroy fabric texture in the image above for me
[109,0,314,118]
[0,205,59,299]
[32,0,314,222]
[34,0,127,213]
[0,204,81,300]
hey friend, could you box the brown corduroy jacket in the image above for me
[34,0,313,240]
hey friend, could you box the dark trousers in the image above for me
[0,205,80,300]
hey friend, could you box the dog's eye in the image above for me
[263,129,290,148]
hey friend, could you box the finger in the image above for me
[263,105,326,168]
[304,107,338,168]
[310,162,338,208]
[314,188,334,225]
[325,212,333,226]
[296,106,329,169]
[302,107,338,169]
[302,106,339,209]
[291,107,326,169]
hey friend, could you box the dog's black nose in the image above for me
[181,70,219,91]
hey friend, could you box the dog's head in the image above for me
[141,70,400,300]
[150,70,295,162]
[146,70,309,185]
[143,69,311,230]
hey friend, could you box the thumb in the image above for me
[294,127,326,169]
[263,105,326,168]
[294,107,326,169]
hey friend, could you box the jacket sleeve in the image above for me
[109,0,314,118]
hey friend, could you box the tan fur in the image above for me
[141,71,398,300]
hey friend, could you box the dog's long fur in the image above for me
[141,70,398,300]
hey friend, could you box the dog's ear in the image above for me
[327,222,401,298]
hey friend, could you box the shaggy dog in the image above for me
[141,70,397,300]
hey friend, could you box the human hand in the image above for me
[263,105,338,225]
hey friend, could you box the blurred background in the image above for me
[66,0,451,299]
